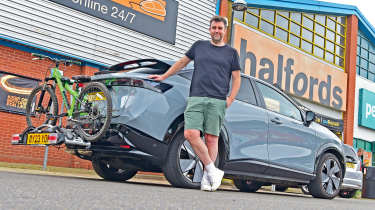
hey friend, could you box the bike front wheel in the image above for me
[25,85,59,128]
[74,82,112,142]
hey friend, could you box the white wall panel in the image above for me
[0,0,216,66]
[354,76,375,142]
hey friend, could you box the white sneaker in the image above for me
[201,171,212,191]
[208,168,224,191]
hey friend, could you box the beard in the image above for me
[211,33,223,44]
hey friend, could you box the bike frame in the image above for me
[50,66,80,117]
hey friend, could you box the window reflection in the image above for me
[276,27,288,42]
[302,28,313,42]
[290,22,301,35]
[302,40,312,53]
[276,15,288,29]
[303,16,313,30]
[246,13,259,27]
[260,20,274,35]
[262,10,275,22]
[290,34,300,47]
[314,34,324,47]
[233,11,244,21]
[314,46,324,58]
[325,52,334,63]
[291,12,301,23]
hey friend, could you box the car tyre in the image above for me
[233,179,263,192]
[309,153,343,199]
[338,190,358,199]
[92,157,137,181]
[163,131,220,189]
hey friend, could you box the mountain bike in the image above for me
[25,53,112,142]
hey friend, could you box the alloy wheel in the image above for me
[321,158,341,195]
[177,139,203,184]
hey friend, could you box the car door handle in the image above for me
[270,117,282,125]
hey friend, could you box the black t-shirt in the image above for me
[185,40,241,100]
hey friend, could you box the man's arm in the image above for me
[226,70,241,107]
[148,56,191,81]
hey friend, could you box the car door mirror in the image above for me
[305,111,315,126]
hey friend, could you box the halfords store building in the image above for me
[0,0,375,168]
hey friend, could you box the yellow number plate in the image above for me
[346,162,355,169]
[87,92,106,102]
[27,133,49,145]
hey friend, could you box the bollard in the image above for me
[43,145,49,170]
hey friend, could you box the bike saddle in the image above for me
[72,75,91,83]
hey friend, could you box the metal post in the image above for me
[59,96,65,126]
[271,184,276,192]
[43,145,49,170]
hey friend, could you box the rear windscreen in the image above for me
[129,68,168,75]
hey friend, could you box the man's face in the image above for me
[209,21,226,43]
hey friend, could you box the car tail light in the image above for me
[120,145,131,149]
[11,134,20,144]
[48,133,58,144]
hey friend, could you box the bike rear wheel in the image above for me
[74,82,112,142]
[25,85,58,128]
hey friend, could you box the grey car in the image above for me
[67,59,346,199]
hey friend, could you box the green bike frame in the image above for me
[50,66,80,117]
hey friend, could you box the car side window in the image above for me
[235,77,257,105]
[256,81,302,121]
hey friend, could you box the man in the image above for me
[148,16,241,191]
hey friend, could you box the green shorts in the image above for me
[184,97,226,137]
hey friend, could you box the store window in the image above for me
[233,8,347,68]
[357,31,375,82]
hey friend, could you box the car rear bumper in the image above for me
[341,170,363,190]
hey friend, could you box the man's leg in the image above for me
[184,129,213,191]
[204,133,219,163]
[203,98,226,191]
[184,129,212,166]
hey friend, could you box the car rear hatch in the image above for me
[90,59,191,134]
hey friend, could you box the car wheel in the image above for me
[309,153,343,199]
[275,185,289,192]
[339,190,358,199]
[301,185,310,195]
[233,179,263,192]
[163,131,220,189]
[92,157,138,181]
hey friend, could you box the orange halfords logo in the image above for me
[112,0,167,21]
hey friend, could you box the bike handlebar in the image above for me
[31,53,82,66]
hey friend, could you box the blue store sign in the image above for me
[359,88,375,130]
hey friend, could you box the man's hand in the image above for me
[148,56,191,82]
[226,96,234,108]
[148,74,165,81]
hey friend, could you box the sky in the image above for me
[322,0,375,27]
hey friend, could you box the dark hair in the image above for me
[210,15,228,28]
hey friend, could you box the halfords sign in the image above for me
[358,88,375,130]
[49,0,179,44]
[232,23,347,111]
